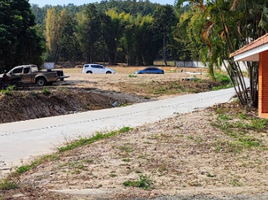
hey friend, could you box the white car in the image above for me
[82,64,115,74]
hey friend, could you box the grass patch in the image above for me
[58,127,132,152]
[0,179,18,190]
[122,158,131,162]
[129,74,137,78]
[12,127,133,176]
[123,175,152,189]
[41,88,51,95]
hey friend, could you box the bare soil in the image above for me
[1,103,268,199]
[0,67,224,123]
[0,89,137,124]
[58,67,209,97]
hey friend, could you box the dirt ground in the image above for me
[56,67,209,98]
[1,103,268,199]
[0,67,224,123]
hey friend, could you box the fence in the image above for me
[175,61,247,72]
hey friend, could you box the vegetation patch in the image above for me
[8,127,133,177]
[114,79,226,97]
[0,179,18,190]
[123,175,152,189]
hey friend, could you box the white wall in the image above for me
[175,61,248,72]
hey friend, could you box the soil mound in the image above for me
[0,90,124,124]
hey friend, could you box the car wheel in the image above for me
[87,71,93,74]
[106,71,112,74]
[36,77,47,86]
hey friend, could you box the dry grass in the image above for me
[2,102,268,199]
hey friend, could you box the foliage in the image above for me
[0,179,18,190]
[58,127,132,152]
[176,0,268,107]
[0,85,15,95]
[123,175,152,189]
[30,2,180,66]
[0,0,44,72]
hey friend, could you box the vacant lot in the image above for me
[55,67,222,98]
[1,102,268,199]
[0,67,231,123]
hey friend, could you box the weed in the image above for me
[14,127,132,175]
[0,85,15,96]
[231,179,242,187]
[215,141,243,153]
[187,136,194,140]
[238,137,261,148]
[29,91,37,96]
[42,88,51,95]
[110,174,117,177]
[237,112,247,120]
[122,158,131,162]
[123,175,152,189]
[119,127,133,133]
[0,179,18,190]
[250,118,268,131]
[119,145,133,153]
[129,74,137,78]
[206,173,216,178]
[59,127,132,152]
[217,114,232,121]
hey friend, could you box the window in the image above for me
[97,65,104,69]
[92,65,98,68]
[31,66,38,72]
[24,67,30,74]
[84,65,89,68]
[13,68,23,74]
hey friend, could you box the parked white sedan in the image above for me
[82,64,115,74]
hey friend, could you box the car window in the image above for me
[92,65,98,68]
[145,68,153,70]
[13,68,23,74]
[31,66,38,72]
[98,65,104,69]
[84,65,89,68]
[24,67,30,74]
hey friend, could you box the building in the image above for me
[230,33,268,119]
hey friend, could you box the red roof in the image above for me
[230,33,268,57]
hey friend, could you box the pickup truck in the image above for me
[0,65,58,86]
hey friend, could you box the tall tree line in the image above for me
[32,1,192,66]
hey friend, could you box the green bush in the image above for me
[214,72,231,86]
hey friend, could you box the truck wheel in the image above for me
[106,71,112,74]
[36,77,47,86]
[87,71,92,74]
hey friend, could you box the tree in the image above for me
[177,0,268,107]
[153,5,176,66]
[0,0,44,72]
[76,4,101,63]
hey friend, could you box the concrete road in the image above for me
[0,88,236,174]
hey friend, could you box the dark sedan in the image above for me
[135,67,164,74]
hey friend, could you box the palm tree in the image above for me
[176,0,268,107]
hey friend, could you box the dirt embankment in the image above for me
[0,90,129,124]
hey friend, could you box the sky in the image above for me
[29,0,175,7]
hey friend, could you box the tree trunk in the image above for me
[163,35,167,66]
